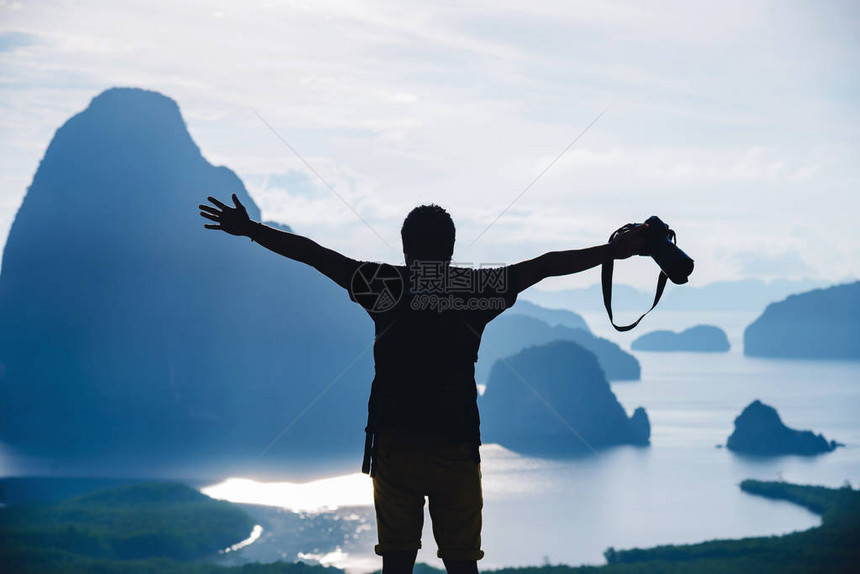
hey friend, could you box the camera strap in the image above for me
[601,260,668,332]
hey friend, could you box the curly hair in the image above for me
[400,204,456,261]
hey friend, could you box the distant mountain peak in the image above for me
[5,85,260,250]
[0,88,364,473]
[89,86,182,114]
[36,86,205,190]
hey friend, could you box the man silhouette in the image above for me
[200,194,646,574]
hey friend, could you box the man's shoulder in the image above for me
[348,260,406,280]
[347,261,407,313]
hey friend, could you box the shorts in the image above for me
[372,428,484,561]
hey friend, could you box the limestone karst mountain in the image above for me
[0,88,372,472]
[744,281,860,359]
[479,314,641,383]
[480,340,649,455]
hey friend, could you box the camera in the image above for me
[610,215,694,284]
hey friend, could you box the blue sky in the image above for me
[1,0,858,289]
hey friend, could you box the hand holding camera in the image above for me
[609,216,694,284]
[603,216,694,331]
[609,223,649,260]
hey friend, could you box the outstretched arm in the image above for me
[511,225,648,293]
[200,194,353,290]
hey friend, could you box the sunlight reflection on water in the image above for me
[221,524,264,553]
[202,473,373,513]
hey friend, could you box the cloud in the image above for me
[541,145,818,185]
[735,251,812,279]
[263,170,326,198]
[0,0,858,285]
[0,30,35,52]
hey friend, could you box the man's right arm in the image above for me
[247,221,354,290]
[200,194,355,290]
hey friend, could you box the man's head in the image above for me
[401,204,455,263]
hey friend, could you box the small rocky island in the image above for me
[632,325,730,352]
[727,400,840,456]
[480,340,649,456]
[480,314,641,382]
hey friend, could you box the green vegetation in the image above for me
[2,479,857,573]
[0,481,337,574]
[0,482,253,561]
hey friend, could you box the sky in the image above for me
[1,0,858,290]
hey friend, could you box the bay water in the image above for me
[204,310,860,571]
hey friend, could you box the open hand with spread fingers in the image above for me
[199,193,254,237]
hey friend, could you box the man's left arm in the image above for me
[510,225,648,293]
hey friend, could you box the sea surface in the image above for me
[1,310,856,571]
[201,310,860,572]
